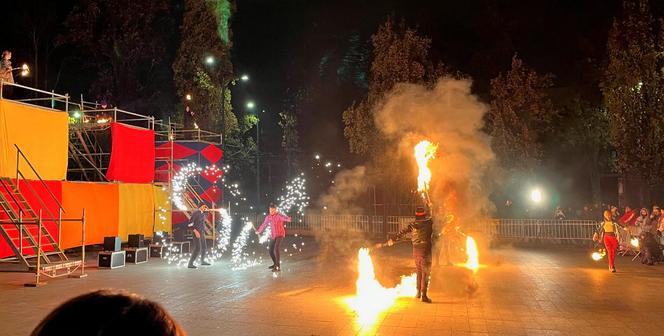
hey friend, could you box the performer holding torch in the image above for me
[385,206,434,303]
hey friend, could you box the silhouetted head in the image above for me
[31,289,185,336]
[415,206,427,220]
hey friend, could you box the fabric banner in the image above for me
[106,122,155,183]
[60,182,119,249]
[153,185,172,233]
[0,100,69,180]
[0,180,62,259]
[118,183,155,241]
[155,141,223,203]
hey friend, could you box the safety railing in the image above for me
[0,81,70,112]
[237,213,599,243]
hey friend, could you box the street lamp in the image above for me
[240,74,249,82]
[246,100,261,207]
[205,55,215,65]
[185,93,193,101]
[530,188,542,203]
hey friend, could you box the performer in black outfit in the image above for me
[388,206,434,303]
[188,203,210,269]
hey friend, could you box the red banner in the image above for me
[106,123,155,183]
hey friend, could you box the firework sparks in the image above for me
[231,220,262,270]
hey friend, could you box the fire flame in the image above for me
[591,251,605,261]
[455,235,483,273]
[344,248,416,327]
[414,140,438,195]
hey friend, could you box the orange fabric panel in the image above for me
[0,99,69,180]
[118,183,155,240]
[60,182,119,249]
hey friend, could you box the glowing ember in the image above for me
[591,251,605,261]
[344,248,416,326]
[630,237,639,248]
[455,235,483,273]
[414,140,438,198]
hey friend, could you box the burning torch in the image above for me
[414,140,438,212]
[11,64,29,77]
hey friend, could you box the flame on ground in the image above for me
[455,235,484,273]
[414,140,438,195]
[344,248,416,328]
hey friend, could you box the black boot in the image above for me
[188,264,197,269]
[421,291,432,303]
[268,265,275,269]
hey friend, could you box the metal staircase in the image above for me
[0,145,86,286]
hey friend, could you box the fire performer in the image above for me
[387,206,434,303]
[257,203,292,272]
[187,203,211,269]
[598,210,620,273]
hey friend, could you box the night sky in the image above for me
[231,0,621,159]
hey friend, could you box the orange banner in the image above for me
[0,100,69,180]
[60,182,119,249]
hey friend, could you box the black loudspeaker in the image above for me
[150,244,164,258]
[128,234,145,248]
[125,247,148,264]
[98,251,126,269]
[103,236,121,252]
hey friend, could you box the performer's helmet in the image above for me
[415,206,427,219]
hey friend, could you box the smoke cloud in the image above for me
[316,166,368,214]
[375,77,496,224]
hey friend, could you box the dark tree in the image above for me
[488,55,556,173]
[59,0,176,117]
[602,0,664,202]
[172,0,236,132]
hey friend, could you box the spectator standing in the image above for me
[554,206,566,220]
[634,208,650,236]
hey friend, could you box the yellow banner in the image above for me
[0,100,69,180]
[153,185,172,233]
[118,183,155,241]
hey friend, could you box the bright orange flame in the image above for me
[414,140,438,194]
[344,248,416,327]
[455,235,484,273]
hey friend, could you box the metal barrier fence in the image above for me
[239,214,598,243]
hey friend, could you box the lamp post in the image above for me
[202,55,249,146]
[246,100,260,207]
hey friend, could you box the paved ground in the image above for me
[1,236,664,336]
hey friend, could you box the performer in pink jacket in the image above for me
[257,203,291,272]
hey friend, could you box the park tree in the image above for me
[172,0,237,133]
[278,88,306,177]
[59,0,176,116]
[342,18,441,158]
[487,55,556,173]
[602,0,664,201]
